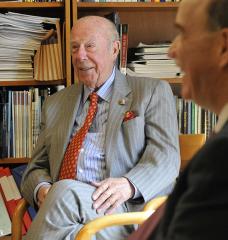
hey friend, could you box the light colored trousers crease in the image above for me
[24,180,134,240]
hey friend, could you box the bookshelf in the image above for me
[72,1,179,78]
[0,2,63,8]
[0,1,72,86]
[72,1,182,94]
[0,1,72,165]
[163,77,182,84]
[72,1,179,46]
[0,80,65,87]
[0,158,29,165]
[71,1,216,137]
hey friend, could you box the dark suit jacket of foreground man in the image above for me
[128,121,228,240]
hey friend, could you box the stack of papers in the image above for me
[127,42,182,79]
[0,12,58,80]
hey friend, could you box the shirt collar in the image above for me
[214,102,228,133]
[83,67,115,104]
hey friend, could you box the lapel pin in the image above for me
[118,99,126,105]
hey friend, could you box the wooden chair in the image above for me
[76,196,167,240]
[11,134,206,240]
[179,134,206,170]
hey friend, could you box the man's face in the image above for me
[168,0,220,108]
[71,19,119,89]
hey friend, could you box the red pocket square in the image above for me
[123,111,136,122]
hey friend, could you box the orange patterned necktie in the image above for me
[59,92,98,180]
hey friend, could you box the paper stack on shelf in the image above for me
[0,12,62,81]
[127,42,182,79]
[34,19,64,81]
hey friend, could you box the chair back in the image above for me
[179,134,206,170]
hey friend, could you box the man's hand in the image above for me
[91,177,135,215]
[37,185,51,208]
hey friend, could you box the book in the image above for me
[0,190,11,237]
[0,89,8,158]
[0,167,30,234]
[4,167,32,231]
[0,174,20,229]
[120,24,128,75]
[11,165,37,220]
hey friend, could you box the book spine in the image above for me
[120,24,128,75]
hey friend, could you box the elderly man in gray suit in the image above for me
[21,16,180,240]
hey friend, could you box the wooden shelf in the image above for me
[164,77,182,84]
[0,1,72,87]
[77,2,179,11]
[0,236,11,240]
[0,3,71,167]
[0,2,63,8]
[74,1,179,48]
[0,80,65,87]
[0,158,30,164]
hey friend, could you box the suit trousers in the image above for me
[24,180,133,240]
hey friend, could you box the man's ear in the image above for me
[112,40,120,59]
[219,28,228,68]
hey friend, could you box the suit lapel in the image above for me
[53,83,83,180]
[105,70,132,173]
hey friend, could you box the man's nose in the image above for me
[76,46,87,60]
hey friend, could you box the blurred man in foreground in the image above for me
[128,0,228,239]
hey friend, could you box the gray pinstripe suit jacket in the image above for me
[21,69,180,213]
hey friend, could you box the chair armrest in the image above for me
[75,211,152,240]
[143,196,167,212]
[75,196,167,240]
[12,198,29,240]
